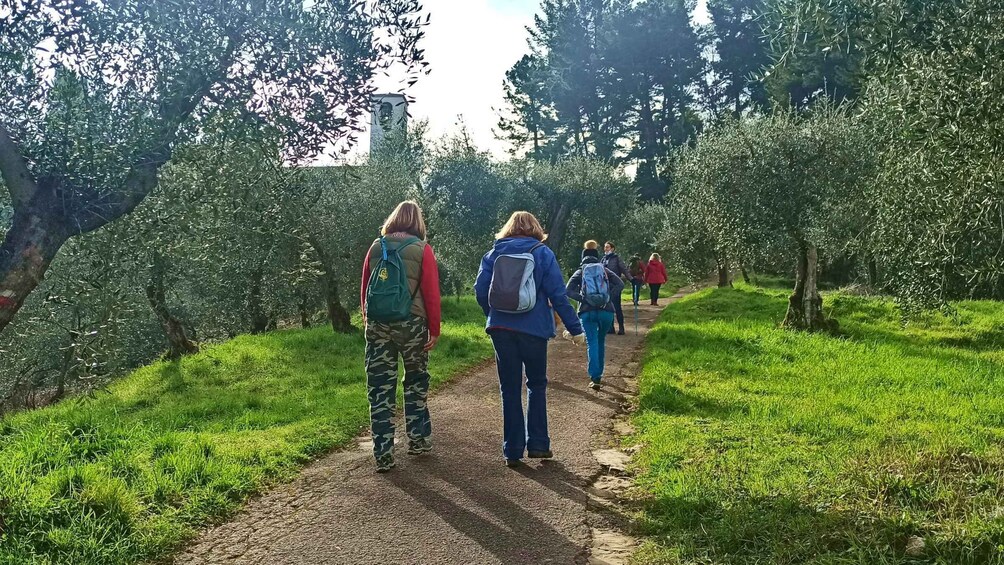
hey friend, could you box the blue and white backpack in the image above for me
[581,263,611,308]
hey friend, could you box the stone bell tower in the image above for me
[370,93,408,152]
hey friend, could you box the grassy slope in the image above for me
[632,284,1004,565]
[0,298,492,565]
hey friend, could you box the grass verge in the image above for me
[632,284,1004,564]
[0,298,492,565]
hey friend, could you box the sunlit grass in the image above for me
[632,284,1004,564]
[0,298,491,565]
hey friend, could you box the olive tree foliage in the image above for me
[143,135,310,340]
[0,128,427,410]
[767,0,1004,312]
[616,204,671,265]
[293,130,424,330]
[0,0,428,335]
[862,2,1003,311]
[422,134,526,297]
[672,109,874,330]
[421,140,638,291]
[0,132,305,408]
[529,157,637,270]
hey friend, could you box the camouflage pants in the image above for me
[364,315,432,459]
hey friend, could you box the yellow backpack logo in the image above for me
[378,268,389,282]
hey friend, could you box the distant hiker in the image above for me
[602,241,632,335]
[360,201,442,473]
[645,253,669,306]
[475,211,584,468]
[567,242,625,390]
[629,253,646,306]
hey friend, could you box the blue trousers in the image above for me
[580,310,615,382]
[489,330,549,460]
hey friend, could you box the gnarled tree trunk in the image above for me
[740,265,752,285]
[308,237,353,334]
[298,295,311,328]
[145,252,198,360]
[0,208,68,333]
[544,201,572,257]
[783,241,835,332]
[716,256,733,288]
[248,266,270,334]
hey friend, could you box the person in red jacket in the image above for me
[360,201,441,472]
[644,253,669,306]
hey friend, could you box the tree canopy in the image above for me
[0,0,428,334]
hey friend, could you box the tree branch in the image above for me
[0,123,38,210]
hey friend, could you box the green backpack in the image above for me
[366,236,422,323]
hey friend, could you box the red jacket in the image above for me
[360,243,442,337]
[645,260,668,285]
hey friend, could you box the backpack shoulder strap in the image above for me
[378,236,388,260]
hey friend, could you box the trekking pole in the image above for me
[634,299,639,336]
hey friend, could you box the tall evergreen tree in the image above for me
[704,0,772,119]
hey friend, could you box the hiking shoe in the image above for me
[589,381,602,390]
[375,454,396,473]
[505,458,522,468]
[528,450,553,459]
[408,438,432,455]
[617,329,626,335]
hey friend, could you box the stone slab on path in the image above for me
[176,297,683,565]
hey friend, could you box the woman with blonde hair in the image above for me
[644,253,669,306]
[475,211,584,468]
[360,201,442,472]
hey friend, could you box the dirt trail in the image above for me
[177,292,688,565]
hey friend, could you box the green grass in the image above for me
[0,298,492,565]
[632,284,1004,564]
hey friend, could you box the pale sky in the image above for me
[350,0,709,161]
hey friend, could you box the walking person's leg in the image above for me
[606,297,622,335]
[653,284,662,305]
[520,333,551,458]
[365,322,401,472]
[632,281,642,305]
[401,316,432,454]
[582,311,603,387]
[613,294,625,334]
[597,311,615,378]
[490,331,527,464]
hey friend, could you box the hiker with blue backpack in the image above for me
[566,241,625,390]
[360,201,442,473]
[475,211,585,468]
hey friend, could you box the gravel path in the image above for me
[176,296,680,565]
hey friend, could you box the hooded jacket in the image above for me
[475,237,583,339]
[566,256,625,314]
[645,259,668,285]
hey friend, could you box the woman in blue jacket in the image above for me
[475,211,584,468]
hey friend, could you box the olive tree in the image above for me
[422,135,523,297]
[772,0,1004,312]
[516,157,636,268]
[295,131,423,332]
[673,109,874,330]
[0,0,427,335]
